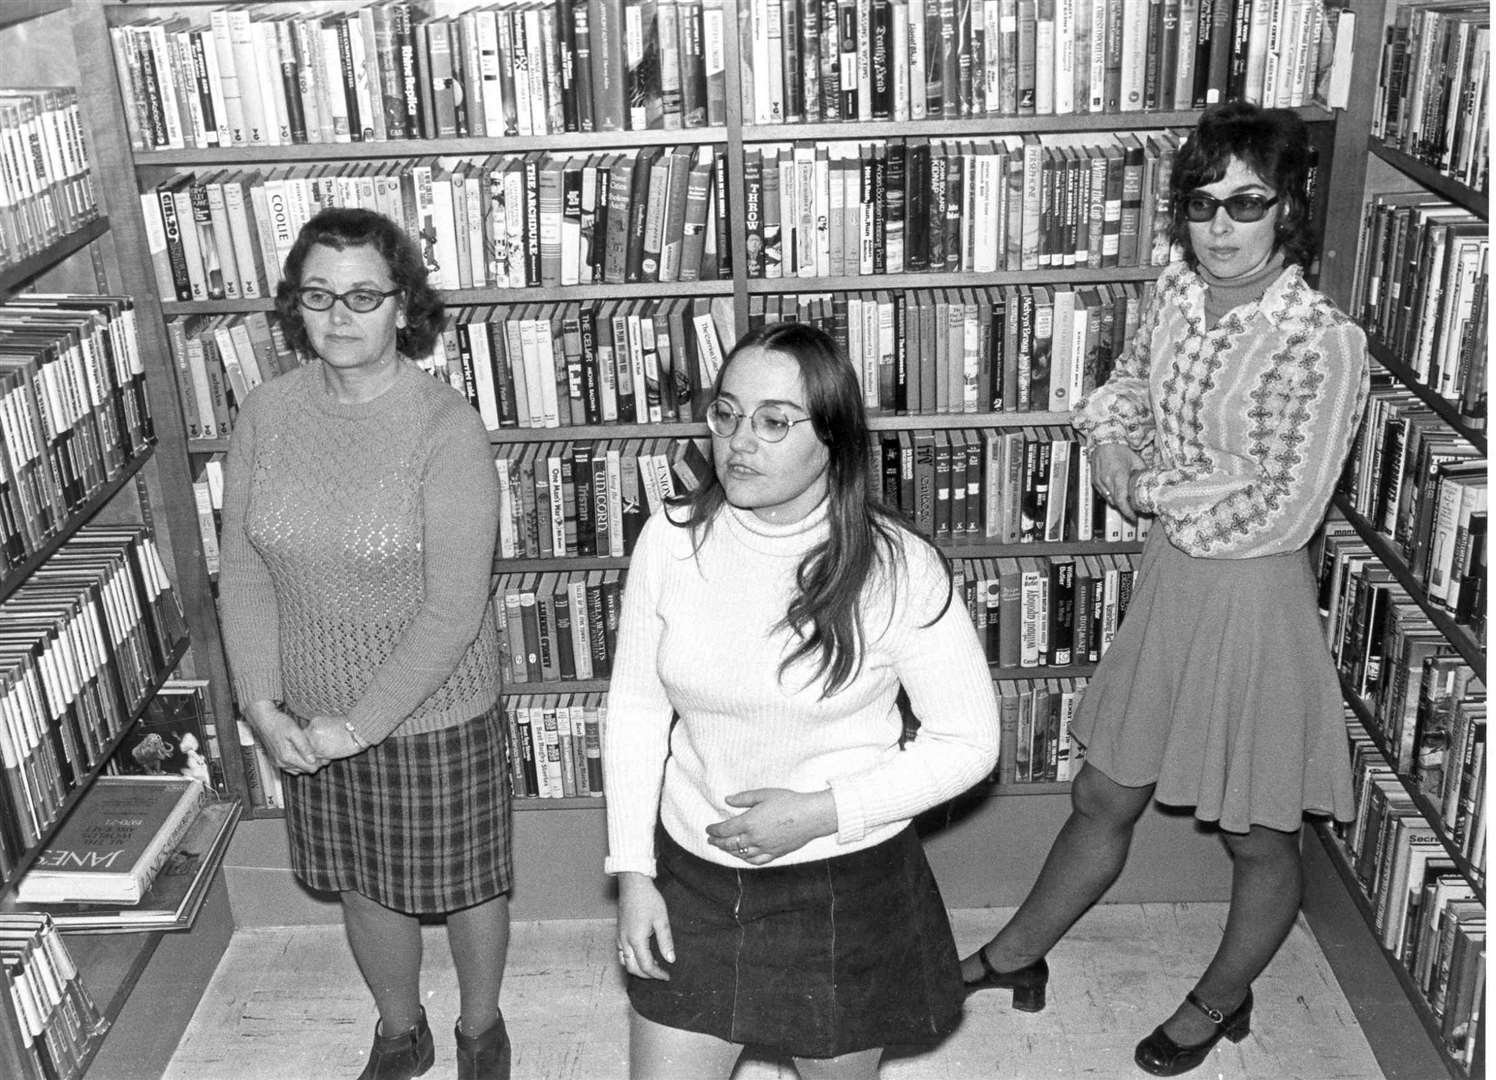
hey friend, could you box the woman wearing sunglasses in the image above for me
[219,207,513,1080]
[959,102,1369,1077]
[604,322,999,1079]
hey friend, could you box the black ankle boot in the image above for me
[356,1007,434,1080]
[959,947,1049,1011]
[455,1012,511,1080]
[1134,989,1253,1077]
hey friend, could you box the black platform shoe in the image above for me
[1134,989,1253,1077]
[455,1012,511,1080]
[960,947,1049,1011]
[356,1007,435,1080]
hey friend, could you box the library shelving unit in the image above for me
[87,0,1360,924]
[0,5,238,1078]
[1306,2,1486,1078]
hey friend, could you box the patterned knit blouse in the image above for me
[1073,260,1370,559]
[219,360,502,744]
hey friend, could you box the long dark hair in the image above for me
[673,323,948,697]
[1169,101,1317,271]
[273,207,445,357]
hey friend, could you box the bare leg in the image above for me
[962,762,1154,980]
[629,1011,742,1080]
[447,893,511,1036]
[1156,824,1301,1044]
[792,1048,882,1080]
[343,890,423,1034]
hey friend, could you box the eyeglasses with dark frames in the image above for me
[295,286,404,313]
[1181,193,1280,224]
[705,399,815,443]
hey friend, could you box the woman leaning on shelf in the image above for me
[603,322,1000,1080]
[218,207,512,1080]
[959,101,1371,1078]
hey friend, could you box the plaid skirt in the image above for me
[628,825,963,1058]
[285,703,513,914]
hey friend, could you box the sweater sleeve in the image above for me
[1071,270,1168,455]
[1131,319,1368,559]
[217,391,284,707]
[343,402,501,742]
[602,511,678,878]
[828,541,1001,844]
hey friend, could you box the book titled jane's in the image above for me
[16,776,209,905]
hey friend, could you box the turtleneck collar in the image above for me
[721,497,832,557]
[1197,250,1288,330]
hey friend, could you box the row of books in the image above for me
[741,0,1347,127]
[141,146,730,307]
[503,692,606,799]
[110,0,729,151]
[168,312,301,442]
[0,86,100,273]
[1351,191,1488,420]
[0,526,189,888]
[0,296,155,584]
[1342,722,1483,1067]
[954,553,1138,669]
[1370,2,1489,192]
[759,281,1149,416]
[989,675,1088,785]
[740,131,1182,279]
[1318,522,1484,835]
[0,913,107,1080]
[495,570,623,684]
[1338,383,1486,624]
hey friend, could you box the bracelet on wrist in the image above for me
[344,722,369,750]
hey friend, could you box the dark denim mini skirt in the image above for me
[628,824,963,1058]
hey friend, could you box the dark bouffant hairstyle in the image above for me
[1169,101,1317,271]
[676,322,949,696]
[273,207,445,358]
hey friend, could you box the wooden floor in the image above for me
[163,904,1387,1080]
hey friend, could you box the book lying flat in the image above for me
[16,776,209,905]
[14,799,242,933]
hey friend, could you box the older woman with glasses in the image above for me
[959,101,1370,1077]
[604,322,1000,1080]
[219,207,512,1080]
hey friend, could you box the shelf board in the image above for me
[0,0,70,30]
[1339,682,1485,902]
[1307,823,1475,1080]
[0,217,111,296]
[130,127,733,168]
[745,265,1164,292]
[1330,497,1484,672]
[740,105,1334,141]
[1366,338,1486,455]
[1368,138,1489,219]
[0,635,192,903]
[494,539,1140,573]
[0,447,154,605]
[485,412,1086,443]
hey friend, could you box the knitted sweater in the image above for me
[219,360,502,744]
[603,501,1000,877]
[1074,261,1369,559]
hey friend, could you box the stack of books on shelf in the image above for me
[1370,1,1490,191]
[0,526,190,884]
[108,0,729,150]
[12,775,241,934]
[1340,718,1484,1070]
[140,146,728,302]
[495,571,623,686]
[751,283,1147,414]
[503,692,607,799]
[740,0,1348,123]
[1350,190,1488,424]
[954,553,1137,667]
[1337,384,1486,630]
[0,295,154,581]
[0,913,108,1080]
[991,675,1089,784]
[0,87,101,272]
[740,132,1182,277]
